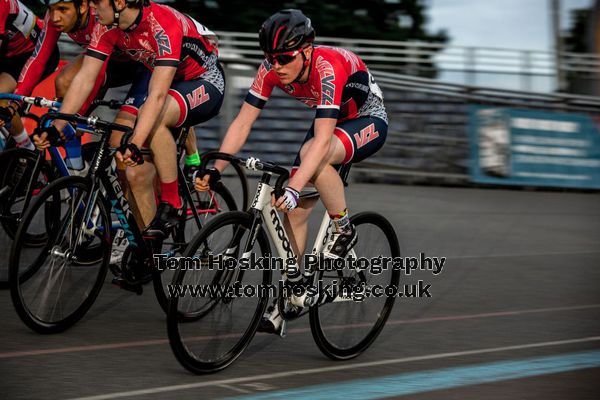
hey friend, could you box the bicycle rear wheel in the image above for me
[167,211,271,374]
[153,183,238,314]
[309,212,400,360]
[9,176,110,333]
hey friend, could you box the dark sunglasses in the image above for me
[265,49,301,66]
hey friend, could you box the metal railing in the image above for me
[58,31,600,94]
[55,32,600,185]
[215,31,600,94]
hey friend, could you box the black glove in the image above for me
[117,142,144,165]
[33,125,66,147]
[197,167,221,185]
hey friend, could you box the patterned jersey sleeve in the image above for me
[85,24,118,62]
[151,10,182,68]
[314,55,346,119]
[15,11,60,96]
[315,55,348,119]
[244,60,277,109]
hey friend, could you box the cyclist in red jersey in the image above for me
[19,1,149,146]
[0,0,58,149]
[34,0,224,236]
[28,0,206,227]
[196,10,387,333]
[16,1,146,112]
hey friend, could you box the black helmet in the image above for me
[259,9,315,54]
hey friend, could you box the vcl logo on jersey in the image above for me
[316,56,335,105]
[354,123,379,149]
[186,85,210,109]
[154,29,172,56]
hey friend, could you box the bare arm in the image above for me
[53,55,104,131]
[214,101,262,172]
[195,102,261,191]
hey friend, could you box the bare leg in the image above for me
[126,160,157,227]
[184,127,198,156]
[284,196,319,260]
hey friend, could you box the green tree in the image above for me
[169,0,446,42]
[169,0,448,77]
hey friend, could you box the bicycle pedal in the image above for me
[111,276,143,295]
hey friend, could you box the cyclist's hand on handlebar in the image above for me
[194,168,221,192]
[272,186,300,213]
[194,175,210,192]
[116,142,144,167]
[32,125,66,150]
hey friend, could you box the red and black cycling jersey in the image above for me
[0,0,42,58]
[15,8,104,96]
[245,46,387,124]
[86,2,222,90]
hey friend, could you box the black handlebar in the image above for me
[39,113,133,137]
[201,151,290,198]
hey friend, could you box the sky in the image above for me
[427,0,595,51]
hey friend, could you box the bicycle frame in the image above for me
[70,122,205,265]
[235,172,356,311]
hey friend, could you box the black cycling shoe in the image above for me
[323,223,358,259]
[143,201,183,238]
[110,250,154,294]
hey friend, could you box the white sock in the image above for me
[14,129,34,150]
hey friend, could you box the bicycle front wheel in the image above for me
[153,182,238,314]
[9,176,110,333]
[309,212,400,360]
[167,211,271,374]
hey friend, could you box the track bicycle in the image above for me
[9,113,238,333]
[167,152,401,373]
[0,94,249,289]
[0,94,107,288]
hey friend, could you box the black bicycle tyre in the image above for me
[167,211,272,374]
[153,182,239,314]
[9,176,110,333]
[200,150,249,211]
[309,212,401,360]
[0,147,57,244]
